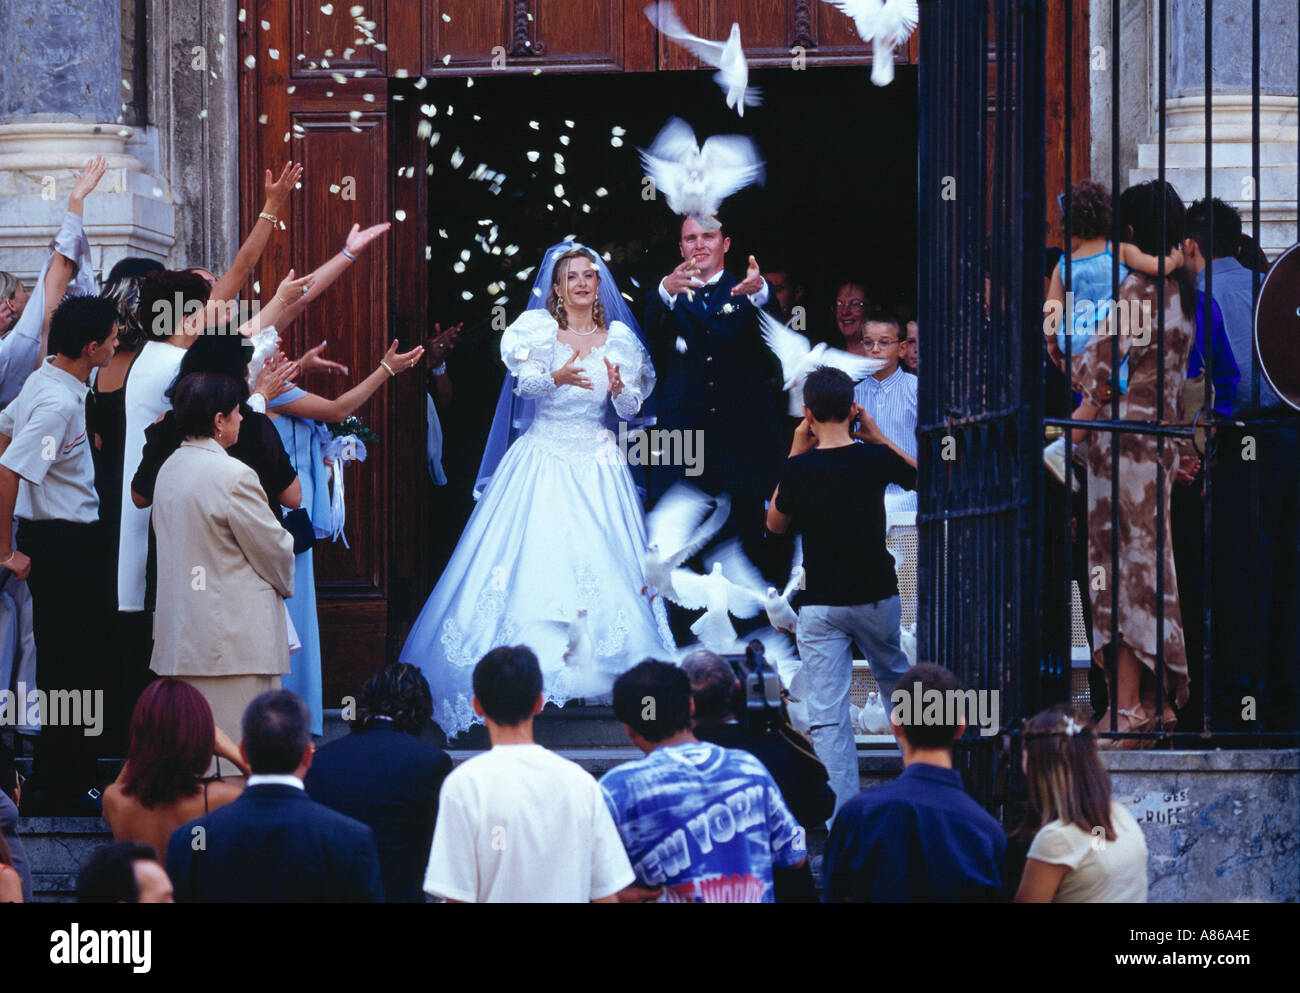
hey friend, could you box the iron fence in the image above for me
[918,0,1299,810]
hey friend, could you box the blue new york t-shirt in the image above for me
[599,741,805,903]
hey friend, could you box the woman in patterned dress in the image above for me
[1074,181,1196,741]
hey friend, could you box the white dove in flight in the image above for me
[667,560,765,651]
[639,117,765,225]
[823,0,920,86]
[645,2,761,116]
[758,309,885,411]
[705,538,805,637]
[643,482,731,603]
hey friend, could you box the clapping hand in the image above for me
[298,341,348,377]
[253,350,300,402]
[263,162,303,215]
[69,155,109,206]
[345,222,391,258]
[729,255,763,297]
[381,338,424,375]
[663,258,703,298]
[604,357,624,398]
[552,348,593,390]
[274,268,316,306]
[426,322,462,365]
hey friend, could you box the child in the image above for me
[1042,181,1183,487]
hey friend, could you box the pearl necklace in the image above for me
[566,324,599,336]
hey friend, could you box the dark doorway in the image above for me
[411,64,918,593]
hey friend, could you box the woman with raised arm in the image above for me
[399,243,676,737]
[0,155,107,403]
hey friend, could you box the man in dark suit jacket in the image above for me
[167,690,384,903]
[643,216,787,568]
[305,663,453,903]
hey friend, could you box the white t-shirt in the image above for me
[424,744,635,903]
[1027,800,1149,902]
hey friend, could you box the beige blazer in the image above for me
[150,438,295,678]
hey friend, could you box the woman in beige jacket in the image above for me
[150,372,295,770]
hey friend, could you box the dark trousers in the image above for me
[16,518,112,799]
[1210,418,1300,732]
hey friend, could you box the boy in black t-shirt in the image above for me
[765,367,917,825]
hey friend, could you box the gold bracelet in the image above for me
[275,293,292,306]
[259,211,278,225]
[380,360,396,377]
[1,551,15,568]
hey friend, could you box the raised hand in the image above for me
[253,350,300,402]
[69,155,109,206]
[274,268,316,306]
[263,162,303,214]
[426,322,462,365]
[381,338,424,375]
[604,357,624,398]
[552,348,593,390]
[730,254,764,297]
[298,341,349,377]
[345,222,392,258]
[663,258,703,298]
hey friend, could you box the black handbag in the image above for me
[281,506,315,555]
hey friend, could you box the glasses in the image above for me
[835,299,867,311]
[863,338,900,351]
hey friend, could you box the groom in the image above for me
[644,216,787,574]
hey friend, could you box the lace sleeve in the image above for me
[501,310,559,397]
[605,321,655,419]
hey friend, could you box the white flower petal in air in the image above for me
[594,187,608,197]
[244,55,257,68]
[528,121,540,130]
[611,126,626,136]
[425,245,432,260]
[268,48,280,59]
[416,120,431,139]
[610,137,623,148]
[238,9,246,23]
[461,291,473,301]
[258,113,268,124]
[429,132,441,147]
[488,282,502,295]
[414,77,428,89]
[253,281,260,294]
[320,3,333,14]
[453,261,465,273]
[350,5,363,15]
[438,228,448,239]
[441,12,450,22]
[450,148,465,169]
[198,109,208,119]
[466,78,474,88]
[564,119,575,128]
[554,184,565,197]
[331,72,347,83]
[442,54,452,65]
[395,209,407,221]
[460,249,471,262]
[505,245,519,256]
[559,135,570,146]
[526,151,540,162]
[581,203,591,213]
[675,336,688,354]
[261,19,270,30]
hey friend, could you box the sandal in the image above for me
[1096,706,1150,749]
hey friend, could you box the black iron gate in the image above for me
[917,0,1047,812]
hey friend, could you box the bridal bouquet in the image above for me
[317,416,377,547]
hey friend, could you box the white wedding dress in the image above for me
[399,310,676,737]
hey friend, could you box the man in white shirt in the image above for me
[0,296,119,815]
[854,314,919,515]
[424,645,635,903]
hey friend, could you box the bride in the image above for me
[400,242,676,736]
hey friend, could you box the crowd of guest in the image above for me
[0,157,427,817]
[2,652,1150,904]
[1041,179,1297,739]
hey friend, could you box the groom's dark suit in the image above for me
[644,270,786,562]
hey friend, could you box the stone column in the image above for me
[0,0,175,283]
[1129,0,1298,257]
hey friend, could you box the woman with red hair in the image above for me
[102,678,248,859]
